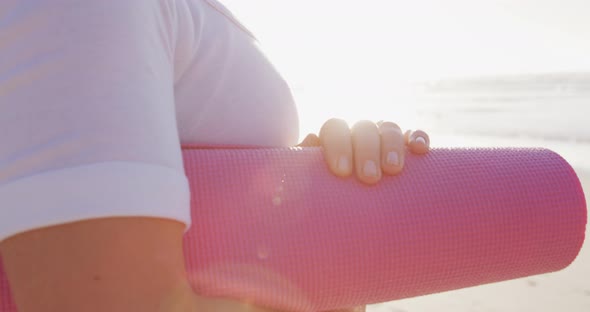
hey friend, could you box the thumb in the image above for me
[297,133,321,147]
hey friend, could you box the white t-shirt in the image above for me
[0,0,299,241]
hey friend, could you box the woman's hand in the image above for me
[296,119,429,312]
[299,118,430,185]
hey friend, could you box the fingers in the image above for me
[378,122,405,175]
[351,120,381,184]
[320,119,430,183]
[405,129,430,154]
[319,118,353,177]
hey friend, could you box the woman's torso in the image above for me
[174,0,299,147]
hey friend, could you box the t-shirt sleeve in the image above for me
[0,0,191,241]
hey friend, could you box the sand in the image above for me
[368,173,590,312]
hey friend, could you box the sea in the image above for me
[411,72,590,175]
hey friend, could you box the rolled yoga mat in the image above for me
[0,147,587,311]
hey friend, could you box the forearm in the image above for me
[0,217,366,312]
[0,217,196,312]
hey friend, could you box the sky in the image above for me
[219,0,590,137]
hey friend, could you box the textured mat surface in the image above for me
[0,147,587,311]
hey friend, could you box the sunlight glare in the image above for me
[221,0,590,139]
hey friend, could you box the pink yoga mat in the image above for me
[0,147,587,311]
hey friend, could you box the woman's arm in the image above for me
[0,1,196,311]
[0,218,196,312]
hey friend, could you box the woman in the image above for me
[0,1,429,311]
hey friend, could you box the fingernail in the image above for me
[414,136,426,145]
[363,160,378,177]
[337,156,350,172]
[386,151,400,166]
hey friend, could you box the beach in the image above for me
[368,73,590,311]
